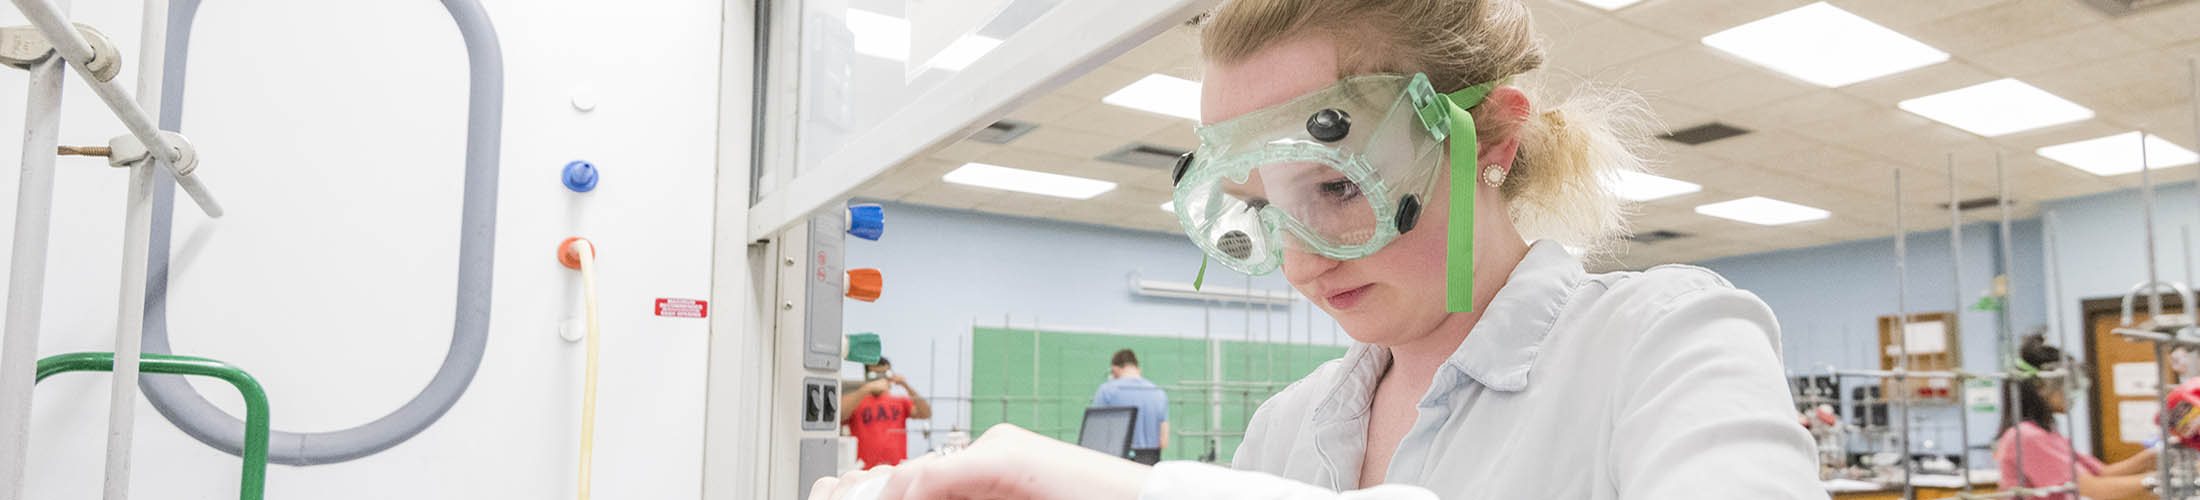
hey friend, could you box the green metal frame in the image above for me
[35,352,268,500]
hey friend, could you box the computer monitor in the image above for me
[1077,406,1139,458]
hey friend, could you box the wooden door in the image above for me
[2086,295,2185,463]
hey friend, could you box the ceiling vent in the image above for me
[2075,0,2193,16]
[1658,122,1751,146]
[969,120,1038,144]
[1626,229,1690,244]
[1939,196,2015,212]
[1098,142,1191,170]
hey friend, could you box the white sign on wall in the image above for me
[2116,362,2163,396]
[2123,400,2163,444]
[1884,320,1948,356]
[1966,379,2000,414]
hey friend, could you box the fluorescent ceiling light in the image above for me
[2036,132,2200,176]
[1103,74,1202,121]
[845,9,1000,71]
[1572,0,1645,9]
[1897,79,2092,137]
[1695,196,1830,225]
[1611,171,1702,201]
[943,162,1117,199]
[1701,2,1948,87]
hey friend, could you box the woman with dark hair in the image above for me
[1996,335,2158,499]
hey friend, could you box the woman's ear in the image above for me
[1477,87,1532,169]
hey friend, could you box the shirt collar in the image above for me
[1441,240,1584,392]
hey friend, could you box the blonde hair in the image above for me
[1200,0,1654,252]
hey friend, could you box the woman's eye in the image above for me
[1317,180,1361,201]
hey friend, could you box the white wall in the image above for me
[0,0,724,498]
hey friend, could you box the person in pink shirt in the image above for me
[1996,335,2158,499]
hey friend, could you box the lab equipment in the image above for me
[563,160,599,192]
[560,238,603,500]
[34,352,266,500]
[845,333,883,365]
[1169,72,1504,312]
[1077,406,1138,459]
[130,0,506,466]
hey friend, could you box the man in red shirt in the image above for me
[841,357,931,469]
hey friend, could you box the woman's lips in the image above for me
[1326,284,1374,310]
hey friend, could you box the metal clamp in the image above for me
[2122,280,2199,332]
[100,131,198,177]
[0,23,119,81]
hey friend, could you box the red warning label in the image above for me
[655,298,708,318]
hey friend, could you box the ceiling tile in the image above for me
[1011,126,1139,160]
[1835,60,1995,105]
[976,146,1088,175]
[1853,124,1999,170]
[1901,0,2107,55]
[1722,90,1881,132]
[1826,0,2013,28]
[1056,65,1151,101]
[2027,48,2192,118]
[930,141,1000,163]
[1792,107,1938,145]
[1139,124,1199,152]
[1612,0,1814,40]
[1607,45,1755,95]
[1157,54,1203,82]
[1659,66,1817,112]
[1643,98,1715,133]
[1071,159,1173,187]
[900,180,1009,210]
[1967,23,2148,77]
[1005,94,1087,125]
[1687,129,1823,163]
[1524,0,1609,37]
[1109,27,1198,75]
[2115,0,2200,45]
[2106,105,2200,150]
[1540,20,1682,73]
[972,191,1069,219]
[1987,118,2127,152]
[1049,101,1183,138]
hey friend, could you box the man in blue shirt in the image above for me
[1091,349,1168,465]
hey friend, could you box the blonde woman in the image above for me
[810,0,1822,498]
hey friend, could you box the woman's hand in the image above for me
[807,424,1151,500]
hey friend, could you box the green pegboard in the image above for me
[969,326,1346,463]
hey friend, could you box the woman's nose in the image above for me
[1282,241,1339,285]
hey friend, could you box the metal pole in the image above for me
[1031,316,1040,431]
[95,0,175,494]
[1947,154,1971,495]
[1205,298,1218,457]
[6,0,219,216]
[1896,168,1915,500]
[2142,131,2180,499]
[2044,212,2081,494]
[0,3,67,494]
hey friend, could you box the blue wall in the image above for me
[841,202,1345,457]
[1696,218,2047,468]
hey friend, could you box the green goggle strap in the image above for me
[1439,81,1499,313]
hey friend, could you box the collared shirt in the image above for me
[1095,376,1170,450]
[1139,242,1825,499]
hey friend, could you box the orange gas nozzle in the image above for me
[845,268,882,302]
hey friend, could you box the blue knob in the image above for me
[847,204,885,241]
[563,161,598,192]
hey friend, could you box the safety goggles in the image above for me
[1170,73,1501,312]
